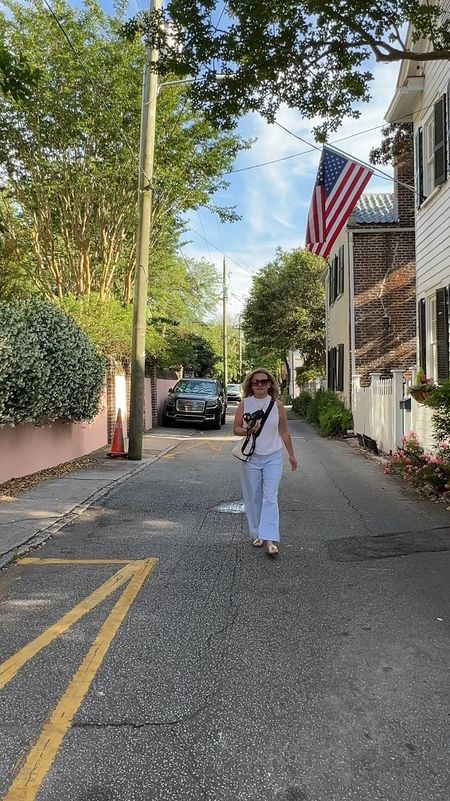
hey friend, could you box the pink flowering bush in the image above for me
[384,432,450,495]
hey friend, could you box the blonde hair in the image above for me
[242,368,280,398]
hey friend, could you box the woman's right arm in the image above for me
[233,401,248,436]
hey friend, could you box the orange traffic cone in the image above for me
[108,408,127,458]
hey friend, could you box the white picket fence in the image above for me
[352,371,405,454]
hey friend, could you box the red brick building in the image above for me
[325,153,416,402]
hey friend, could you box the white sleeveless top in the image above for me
[243,395,282,455]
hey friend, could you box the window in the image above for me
[327,345,344,391]
[415,93,448,206]
[337,344,344,392]
[418,298,426,373]
[328,246,344,304]
[327,348,336,390]
[337,246,345,295]
[428,295,437,380]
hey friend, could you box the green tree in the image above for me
[125,1,450,137]
[166,331,219,376]
[0,28,39,100]
[0,0,247,302]
[243,248,325,385]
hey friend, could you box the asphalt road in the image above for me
[1,411,449,801]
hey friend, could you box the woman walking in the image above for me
[233,369,297,557]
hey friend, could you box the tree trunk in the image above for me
[284,355,291,391]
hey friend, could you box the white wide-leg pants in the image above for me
[240,450,283,542]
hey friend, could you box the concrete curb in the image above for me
[0,438,184,570]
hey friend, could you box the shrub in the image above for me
[385,432,450,495]
[319,404,353,437]
[292,392,313,417]
[429,379,450,442]
[0,298,107,426]
[294,388,353,437]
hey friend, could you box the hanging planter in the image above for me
[409,387,435,406]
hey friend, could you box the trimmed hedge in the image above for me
[0,298,107,426]
[293,389,353,437]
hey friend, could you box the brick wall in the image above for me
[353,230,416,385]
[394,148,415,227]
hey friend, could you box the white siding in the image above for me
[411,35,450,444]
[414,57,450,299]
[326,228,350,404]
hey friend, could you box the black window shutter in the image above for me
[415,128,424,207]
[418,298,426,373]
[337,344,344,391]
[434,95,447,186]
[436,288,449,383]
[327,350,332,389]
[329,263,334,305]
[338,246,344,294]
[447,84,450,173]
[332,347,337,391]
[328,265,332,306]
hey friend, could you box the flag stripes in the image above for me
[305,147,373,259]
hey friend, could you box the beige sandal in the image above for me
[266,543,279,557]
[252,538,264,547]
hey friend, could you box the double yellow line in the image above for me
[1,557,158,801]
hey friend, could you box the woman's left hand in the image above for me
[289,455,298,471]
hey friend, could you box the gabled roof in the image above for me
[354,193,397,224]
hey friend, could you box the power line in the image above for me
[187,225,257,277]
[273,121,415,193]
[225,103,437,179]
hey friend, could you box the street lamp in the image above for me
[127,6,226,459]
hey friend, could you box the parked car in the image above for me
[162,378,227,429]
[226,383,242,403]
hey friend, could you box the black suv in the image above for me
[162,378,227,429]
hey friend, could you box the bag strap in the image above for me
[254,397,275,440]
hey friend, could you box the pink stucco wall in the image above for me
[156,379,176,421]
[0,401,108,484]
[144,378,153,431]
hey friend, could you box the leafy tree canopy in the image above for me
[165,331,219,376]
[0,29,39,100]
[242,247,325,380]
[0,0,248,303]
[123,1,450,138]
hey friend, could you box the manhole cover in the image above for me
[326,528,450,562]
[214,500,246,514]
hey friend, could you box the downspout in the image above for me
[349,230,356,400]
[323,265,329,389]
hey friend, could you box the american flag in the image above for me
[305,146,373,259]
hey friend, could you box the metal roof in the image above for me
[354,193,398,224]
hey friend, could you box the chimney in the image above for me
[394,143,415,227]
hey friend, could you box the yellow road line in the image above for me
[3,559,157,801]
[20,558,133,565]
[0,562,142,689]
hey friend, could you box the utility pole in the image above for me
[128,0,161,460]
[222,257,228,388]
[238,313,243,380]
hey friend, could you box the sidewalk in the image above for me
[0,429,195,568]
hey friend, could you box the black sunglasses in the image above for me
[251,378,269,386]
